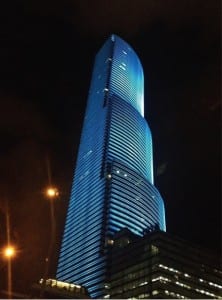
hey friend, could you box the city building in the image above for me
[106,228,222,299]
[56,34,166,297]
[32,278,90,299]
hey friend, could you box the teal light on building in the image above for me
[56,34,166,298]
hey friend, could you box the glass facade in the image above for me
[107,230,222,299]
[56,34,166,297]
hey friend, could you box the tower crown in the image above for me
[101,34,144,116]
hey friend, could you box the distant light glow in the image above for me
[46,187,59,198]
[3,246,15,258]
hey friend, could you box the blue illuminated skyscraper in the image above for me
[56,34,166,297]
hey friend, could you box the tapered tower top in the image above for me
[96,33,145,116]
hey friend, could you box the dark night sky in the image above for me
[0,0,221,294]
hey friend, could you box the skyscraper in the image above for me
[56,34,166,298]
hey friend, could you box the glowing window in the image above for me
[152,290,159,295]
[119,65,126,70]
[151,244,159,255]
[105,57,112,63]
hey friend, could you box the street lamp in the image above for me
[40,186,59,298]
[46,187,59,198]
[1,203,16,300]
[2,244,16,299]
[3,246,15,259]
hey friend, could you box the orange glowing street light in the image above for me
[40,186,59,297]
[3,246,15,259]
[2,244,16,299]
[46,187,59,198]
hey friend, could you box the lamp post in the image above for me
[40,187,59,298]
[2,204,16,300]
[3,245,15,299]
[45,187,58,267]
